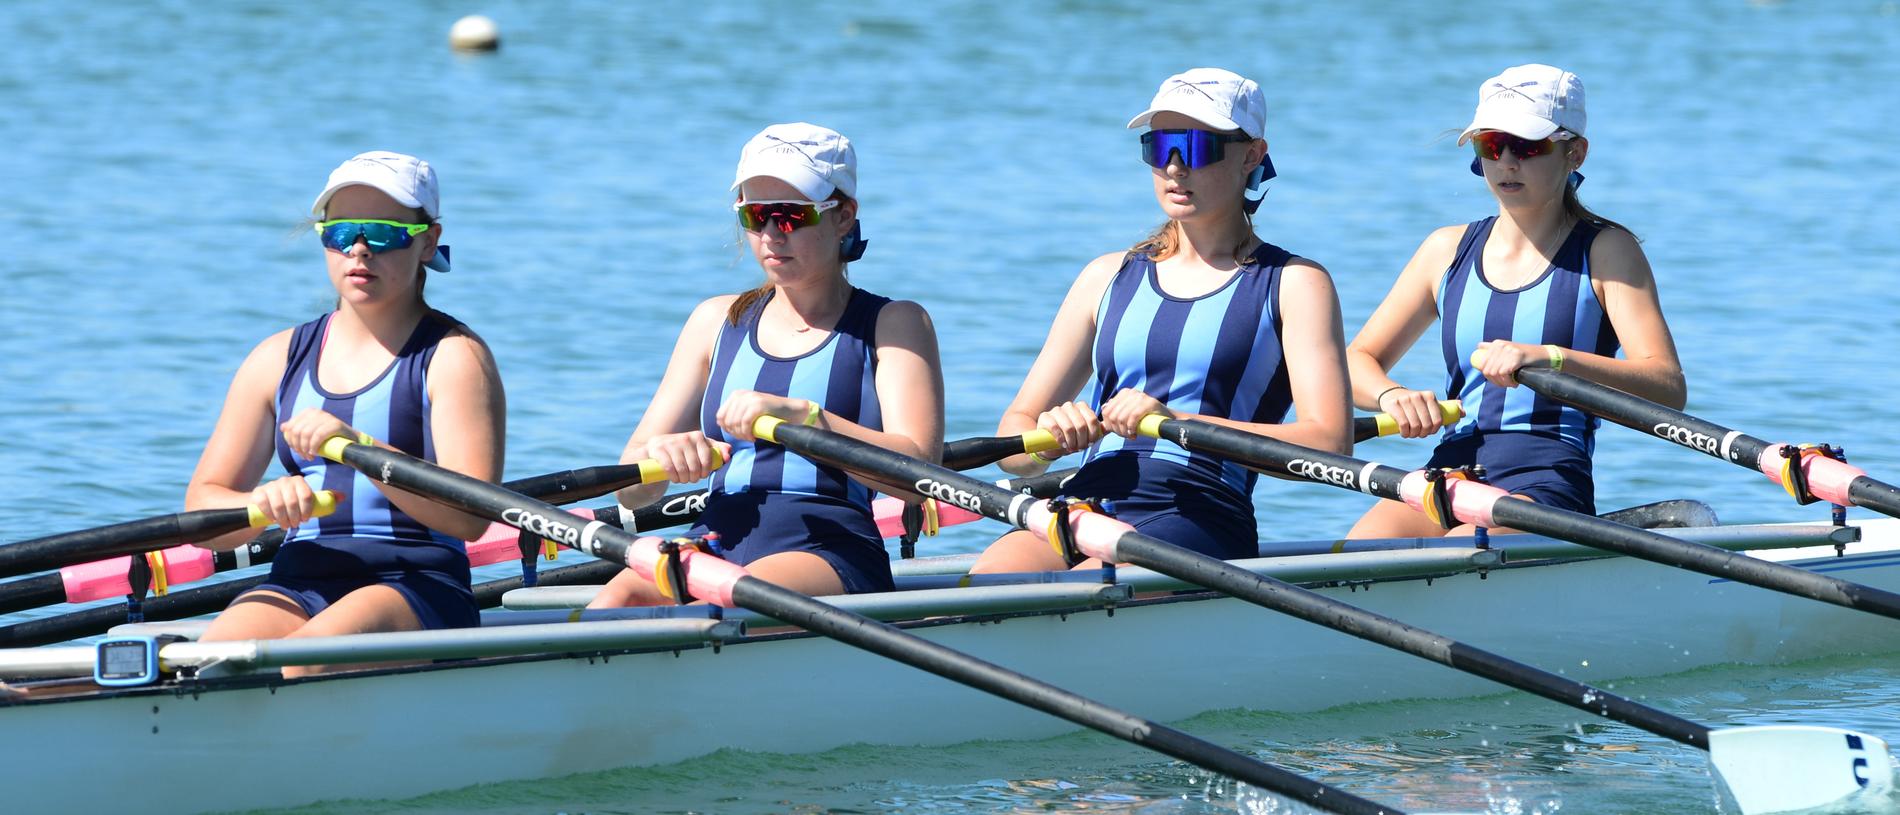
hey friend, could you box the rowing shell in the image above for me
[0,518,1895,814]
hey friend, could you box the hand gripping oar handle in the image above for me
[1137,414,1900,623]
[940,430,1060,471]
[0,492,339,580]
[316,432,1403,815]
[1356,400,1463,442]
[1515,367,1900,520]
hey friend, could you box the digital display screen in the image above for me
[99,641,150,678]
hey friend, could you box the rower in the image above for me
[183,151,507,676]
[1344,64,1686,539]
[588,123,944,607]
[971,67,1352,574]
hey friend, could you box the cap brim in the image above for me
[1126,106,1244,134]
[1457,112,1561,145]
[731,164,835,202]
[310,180,425,218]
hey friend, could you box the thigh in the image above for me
[743,551,847,597]
[292,584,423,639]
[1346,498,1451,540]
[970,529,1072,574]
[200,590,309,642]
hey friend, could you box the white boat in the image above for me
[1,516,1897,814]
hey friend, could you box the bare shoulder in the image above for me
[1418,223,1470,261]
[234,327,295,380]
[1588,226,1653,282]
[435,323,500,369]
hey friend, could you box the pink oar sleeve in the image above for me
[871,497,983,539]
[1397,471,1508,528]
[465,507,598,567]
[61,545,216,603]
[623,535,748,608]
[1020,501,1135,563]
[1760,451,1867,507]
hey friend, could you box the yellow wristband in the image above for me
[1544,345,1565,372]
[1029,449,1057,464]
[802,400,823,427]
[355,431,377,447]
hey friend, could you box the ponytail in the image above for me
[1561,183,1637,241]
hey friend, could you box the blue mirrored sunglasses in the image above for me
[1140,129,1251,170]
[314,219,431,254]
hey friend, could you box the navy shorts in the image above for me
[1424,430,1596,515]
[689,490,895,594]
[1064,454,1258,561]
[250,536,478,630]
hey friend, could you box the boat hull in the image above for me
[8,521,1900,814]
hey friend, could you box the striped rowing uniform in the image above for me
[1072,244,1299,560]
[693,288,895,594]
[261,310,477,629]
[1428,216,1618,513]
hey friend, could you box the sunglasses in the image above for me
[1140,129,1252,170]
[734,199,840,234]
[1469,131,1572,162]
[314,219,431,254]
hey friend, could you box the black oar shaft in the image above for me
[1151,416,1900,622]
[1515,367,1900,520]
[319,439,1397,815]
[1120,535,1710,747]
[766,422,1713,750]
[0,509,252,579]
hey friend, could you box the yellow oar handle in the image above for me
[1137,414,1169,439]
[635,445,728,483]
[1372,400,1464,437]
[755,414,787,443]
[1021,429,1060,456]
[317,431,377,462]
[246,490,341,527]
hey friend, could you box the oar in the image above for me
[938,401,1463,472]
[756,417,1893,815]
[0,492,342,580]
[1141,416,1900,621]
[310,435,1406,815]
[1516,367,1900,520]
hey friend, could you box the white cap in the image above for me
[311,151,441,219]
[1458,64,1587,144]
[730,123,857,201]
[311,151,449,273]
[1126,68,1266,138]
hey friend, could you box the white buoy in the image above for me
[449,15,500,52]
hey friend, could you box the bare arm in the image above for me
[1575,229,1686,407]
[183,331,295,551]
[614,296,729,509]
[995,251,1123,475]
[1345,225,1462,437]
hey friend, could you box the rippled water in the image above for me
[3,1,1899,812]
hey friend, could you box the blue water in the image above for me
[3,0,1899,812]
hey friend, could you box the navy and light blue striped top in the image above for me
[702,288,888,507]
[1437,216,1618,453]
[1085,245,1297,496]
[273,311,463,565]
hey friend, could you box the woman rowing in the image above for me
[588,123,943,607]
[970,68,1351,573]
[187,152,506,673]
[1345,64,1685,539]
